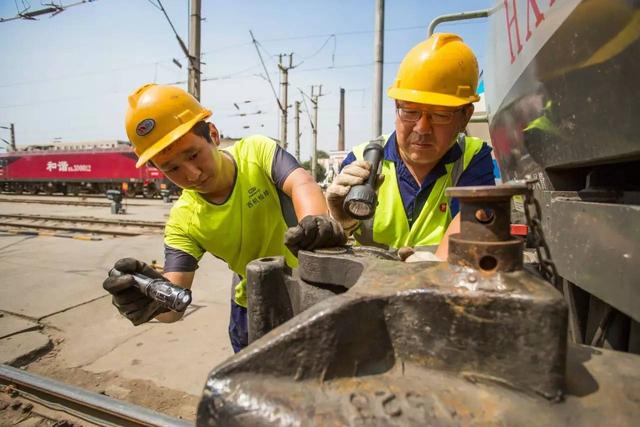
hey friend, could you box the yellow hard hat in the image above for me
[388,33,480,107]
[125,84,212,168]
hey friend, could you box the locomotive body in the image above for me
[485,0,639,350]
[0,140,173,197]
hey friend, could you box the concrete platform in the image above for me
[0,312,40,339]
[0,211,234,398]
[0,234,166,318]
[71,297,231,395]
[0,330,52,366]
[0,195,172,222]
[39,253,233,395]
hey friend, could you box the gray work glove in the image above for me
[326,160,384,233]
[102,258,169,326]
[284,215,347,256]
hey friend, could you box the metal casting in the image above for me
[197,184,640,426]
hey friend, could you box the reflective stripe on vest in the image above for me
[352,134,483,249]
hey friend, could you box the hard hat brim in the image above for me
[135,109,212,168]
[388,87,480,108]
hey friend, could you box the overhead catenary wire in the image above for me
[0,15,484,124]
[153,0,198,71]
[13,0,25,13]
[199,24,429,56]
[0,58,398,91]
[294,34,336,68]
[1,0,97,23]
[249,30,285,113]
[0,23,472,89]
[0,57,184,89]
[145,0,162,10]
[155,0,184,50]
[296,87,315,131]
[0,60,395,109]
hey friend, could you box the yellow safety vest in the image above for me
[352,134,484,249]
[164,135,298,307]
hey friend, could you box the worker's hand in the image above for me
[284,215,347,256]
[326,160,384,232]
[102,258,169,326]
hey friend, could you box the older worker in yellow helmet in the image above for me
[103,84,344,352]
[327,33,495,259]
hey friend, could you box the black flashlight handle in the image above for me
[109,268,192,312]
[343,141,385,220]
[362,142,384,187]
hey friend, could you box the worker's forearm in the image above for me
[291,181,329,220]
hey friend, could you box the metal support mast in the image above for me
[278,53,294,150]
[188,0,202,100]
[10,123,15,151]
[295,101,301,161]
[338,88,345,151]
[372,0,384,138]
[310,85,323,181]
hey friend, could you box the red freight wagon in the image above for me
[0,140,175,197]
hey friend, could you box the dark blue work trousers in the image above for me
[228,274,248,353]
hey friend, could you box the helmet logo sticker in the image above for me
[136,119,155,136]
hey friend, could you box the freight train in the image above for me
[0,140,178,198]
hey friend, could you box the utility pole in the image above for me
[278,53,294,150]
[0,123,15,151]
[338,88,345,151]
[9,123,15,151]
[310,85,323,181]
[372,0,384,138]
[188,0,202,100]
[294,101,301,162]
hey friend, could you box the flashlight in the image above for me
[109,269,192,312]
[343,139,385,220]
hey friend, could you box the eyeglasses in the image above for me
[396,107,462,125]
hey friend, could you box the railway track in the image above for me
[0,214,165,237]
[0,197,155,207]
[0,365,190,427]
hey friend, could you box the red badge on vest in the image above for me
[439,202,447,212]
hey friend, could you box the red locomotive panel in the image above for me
[0,143,175,197]
[0,150,162,182]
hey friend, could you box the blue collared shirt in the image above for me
[341,132,495,224]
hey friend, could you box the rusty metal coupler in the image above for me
[196,184,640,427]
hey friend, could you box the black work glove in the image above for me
[102,258,169,326]
[284,215,347,256]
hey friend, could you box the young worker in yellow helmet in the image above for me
[327,33,495,258]
[103,84,345,352]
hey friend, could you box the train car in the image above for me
[0,140,175,198]
[485,0,639,351]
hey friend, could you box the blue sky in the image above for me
[0,0,492,160]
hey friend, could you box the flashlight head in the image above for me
[174,289,192,312]
[343,184,377,220]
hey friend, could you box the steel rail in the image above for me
[0,193,137,200]
[0,214,165,228]
[0,196,154,207]
[0,197,112,207]
[0,222,144,237]
[0,364,192,427]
